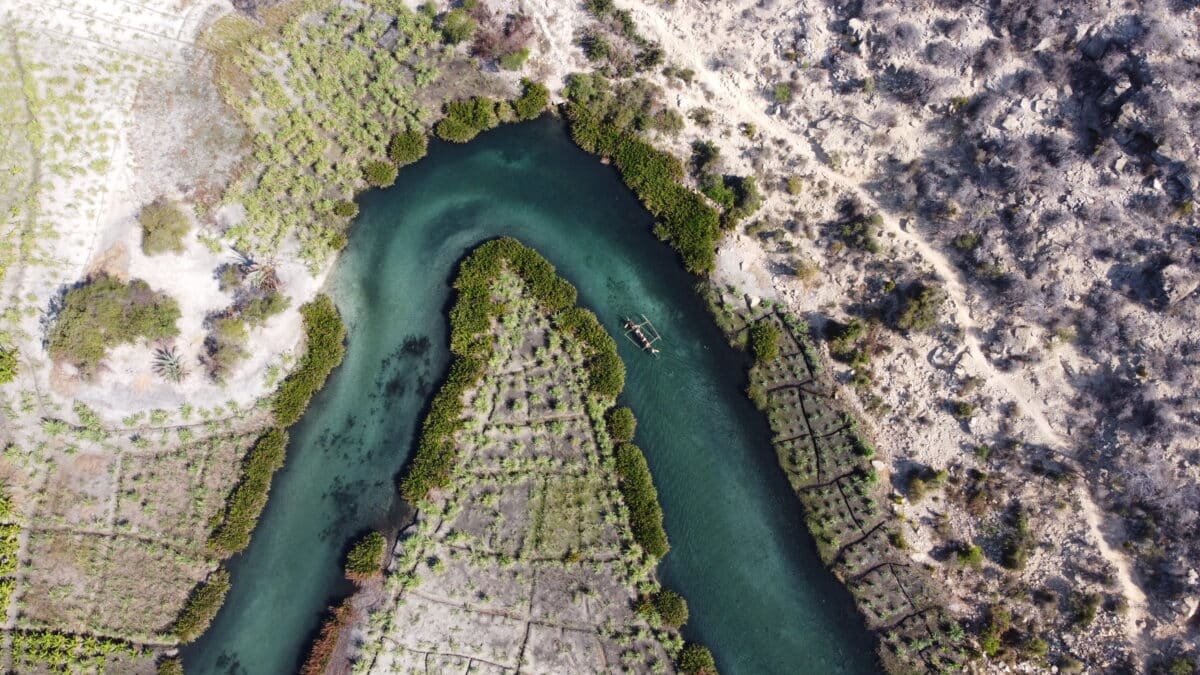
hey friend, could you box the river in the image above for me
[183,116,876,674]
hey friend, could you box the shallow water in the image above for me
[183,117,876,674]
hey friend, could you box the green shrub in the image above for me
[208,428,289,555]
[956,543,984,567]
[513,79,549,121]
[678,643,717,674]
[498,47,529,70]
[156,657,184,675]
[0,347,16,384]
[951,399,977,419]
[363,160,398,188]
[173,568,231,642]
[1069,592,1102,627]
[139,199,191,255]
[1001,507,1032,570]
[273,295,346,427]
[653,589,689,627]
[615,443,669,558]
[606,406,637,443]
[771,83,793,103]
[332,200,358,218]
[749,321,780,362]
[441,8,476,45]
[565,101,720,274]
[896,283,947,333]
[436,97,499,143]
[345,531,386,580]
[838,213,882,253]
[953,231,981,252]
[49,275,180,375]
[388,130,428,167]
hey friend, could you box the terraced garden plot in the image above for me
[704,284,971,673]
[352,241,690,674]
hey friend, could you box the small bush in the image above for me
[838,213,882,253]
[606,406,637,443]
[300,601,352,675]
[436,97,499,143]
[653,589,689,627]
[956,543,984,567]
[896,283,947,333]
[771,82,793,103]
[273,295,347,427]
[139,199,190,255]
[363,160,398,188]
[953,231,981,252]
[951,399,977,419]
[332,200,358,218]
[615,443,669,558]
[173,568,231,642]
[441,8,476,45]
[0,347,16,384]
[498,47,529,70]
[513,79,549,121]
[156,657,184,675]
[678,643,717,674]
[388,130,428,167]
[49,275,180,375]
[750,321,781,362]
[1069,592,1102,627]
[345,531,386,580]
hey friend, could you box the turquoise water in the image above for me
[183,117,876,674]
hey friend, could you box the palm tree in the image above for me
[153,345,186,383]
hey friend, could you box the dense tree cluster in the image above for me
[615,442,669,558]
[208,428,289,555]
[172,569,230,643]
[273,295,347,427]
[48,275,180,376]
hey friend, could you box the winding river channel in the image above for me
[183,117,876,674]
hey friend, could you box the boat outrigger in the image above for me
[622,314,662,356]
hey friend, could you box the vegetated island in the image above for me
[303,238,714,675]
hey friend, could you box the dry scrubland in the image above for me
[0,0,1197,672]
[529,0,1199,670]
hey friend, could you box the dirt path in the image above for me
[625,0,1149,644]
